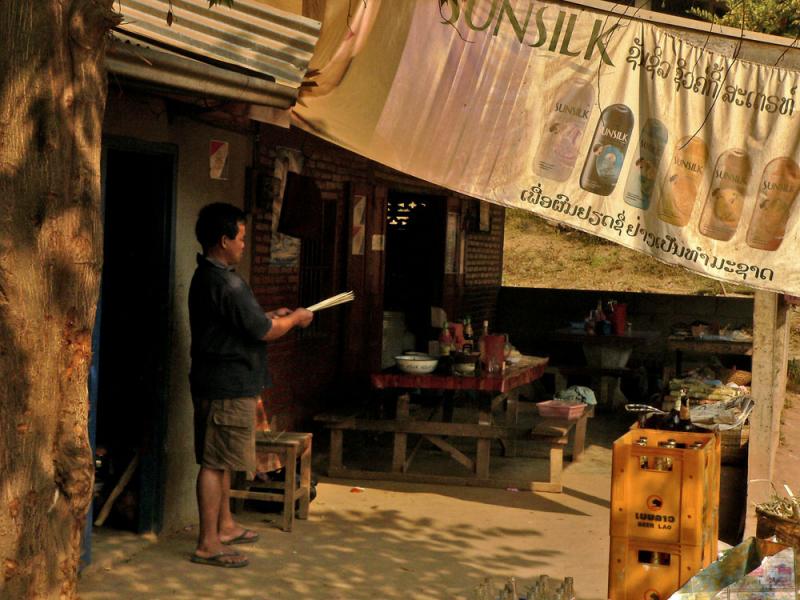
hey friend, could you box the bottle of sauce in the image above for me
[584,310,596,335]
[439,322,454,375]
[462,317,474,353]
[595,300,606,323]
[439,322,453,356]
[478,319,489,364]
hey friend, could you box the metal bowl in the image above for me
[395,354,438,374]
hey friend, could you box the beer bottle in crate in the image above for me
[661,391,683,430]
[678,392,697,432]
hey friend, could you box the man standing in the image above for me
[188,203,313,568]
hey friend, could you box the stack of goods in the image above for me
[664,375,746,408]
[608,429,721,600]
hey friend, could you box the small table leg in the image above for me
[392,393,410,473]
[476,398,491,479]
[572,413,587,462]
[503,390,519,458]
[549,444,564,492]
[298,437,312,519]
[329,429,343,472]
[282,444,297,532]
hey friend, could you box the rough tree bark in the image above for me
[0,1,119,597]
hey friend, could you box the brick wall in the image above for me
[250,125,505,428]
[462,203,505,328]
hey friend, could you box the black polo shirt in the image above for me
[189,254,272,400]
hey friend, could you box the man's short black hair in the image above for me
[195,203,247,253]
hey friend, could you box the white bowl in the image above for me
[395,354,438,374]
[454,362,476,376]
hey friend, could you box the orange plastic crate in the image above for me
[610,429,720,548]
[608,537,711,600]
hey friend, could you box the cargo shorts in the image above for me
[193,396,257,472]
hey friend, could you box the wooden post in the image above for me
[392,393,410,473]
[745,291,790,536]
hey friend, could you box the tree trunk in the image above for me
[0,1,119,597]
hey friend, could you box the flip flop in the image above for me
[190,551,249,568]
[221,529,260,545]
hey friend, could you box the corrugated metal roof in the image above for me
[114,0,320,87]
[107,34,299,109]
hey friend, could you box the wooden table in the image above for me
[550,328,660,407]
[666,335,753,376]
[316,357,590,492]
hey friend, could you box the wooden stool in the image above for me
[229,431,312,532]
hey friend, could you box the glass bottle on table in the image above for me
[439,322,453,352]
[595,300,606,323]
[438,322,454,374]
[584,310,596,335]
[678,390,695,432]
[478,319,489,354]
[661,391,683,430]
[462,316,474,353]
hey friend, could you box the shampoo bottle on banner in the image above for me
[656,136,709,227]
[532,78,595,182]
[746,157,800,251]
[579,104,634,196]
[698,149,752,241]
[623,118,668,210]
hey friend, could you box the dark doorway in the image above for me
[92,139,176,535]
[383,192,446,349]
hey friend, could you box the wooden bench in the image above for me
[530,413,588,492]
[229,431,312,532]
[314,406,589,493]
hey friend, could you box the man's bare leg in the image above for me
[219,470,258,543]
[195,467,246,564]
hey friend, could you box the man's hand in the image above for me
[294,308,314,328]
[263,307,314,341]
[267,307,293,319]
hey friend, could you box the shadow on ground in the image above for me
[79,411,623,599]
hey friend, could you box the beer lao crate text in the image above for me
[610,429,721,549]
[608,537,709,600]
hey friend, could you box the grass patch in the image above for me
[788,359,800,394]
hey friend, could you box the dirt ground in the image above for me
[78,413,628,600]
[78,393,800,600]
[79,215,800,598]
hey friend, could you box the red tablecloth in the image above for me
[371,356,548,394]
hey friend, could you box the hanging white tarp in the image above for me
[294,0,800,295]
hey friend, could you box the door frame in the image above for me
[91,135,178,536]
